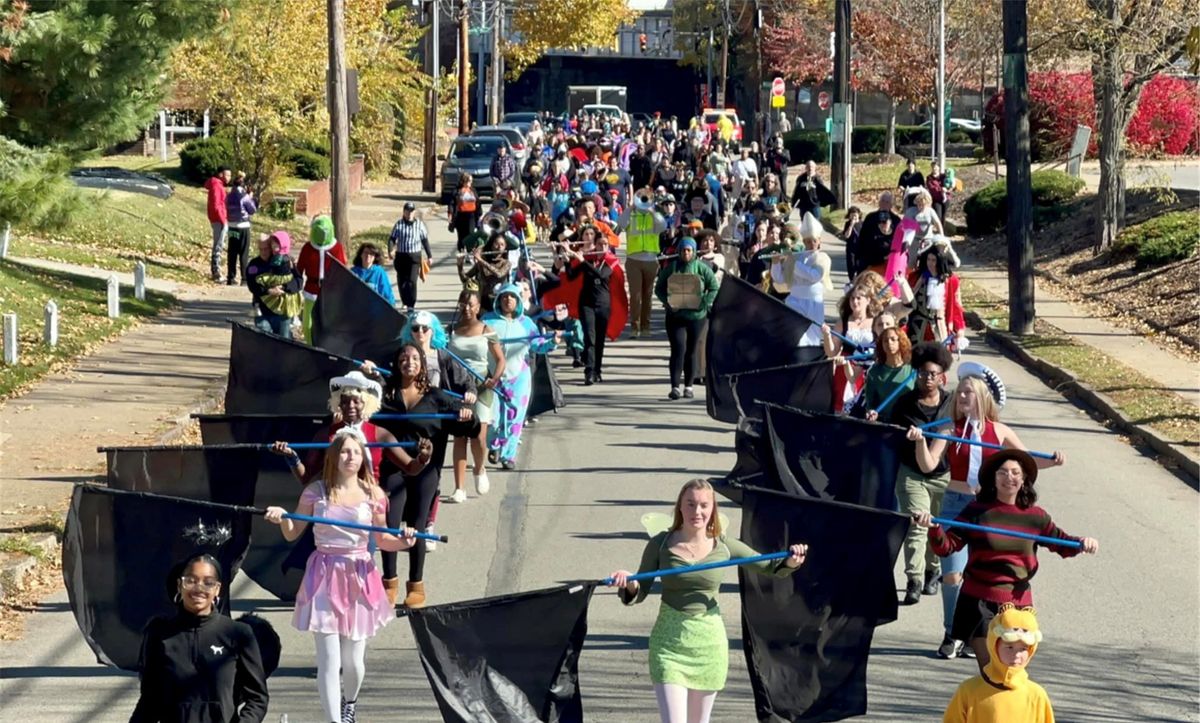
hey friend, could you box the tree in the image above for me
[852,3,937,154]
[1073,0,1196,251]
[505,0,637,79]
[0,0,233,154]
[172,0,427,195]
[760,1,831,87]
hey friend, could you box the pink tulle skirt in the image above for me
[292,549,391,640]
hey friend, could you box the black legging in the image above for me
[580,305,609,377]
[666,314,708,387]
[226,227,251,282]
[453,213,478,252]
[393,252,421,309]
[379,465,440,582]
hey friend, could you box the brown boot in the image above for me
[403,581,426,608]
[382,577,400,606]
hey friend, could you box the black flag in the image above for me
[104,445,261,507]
[704,277,831,424]
[406,584,596,723]
[198,413,329,601]
[526,353,565,419]
[225,322,359,415]
[738,486,908,722]
[764,405,904,510]
[312,259,408,365]
[62,485,253,671]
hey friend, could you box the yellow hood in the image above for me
[984,604,1042,690]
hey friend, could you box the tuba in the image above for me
[633,188,654,211]
[482,211,508,235]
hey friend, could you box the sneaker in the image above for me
[487,450,499,465]
[583,374,594,386]
[960,644,977,659]
[902,577,921,605]
[448,488,467,503]
[595,372,604,383]
[501,459,516,470]
[424,525,437,552]
[475,470,490,495]
[937,635,964,659]
[668,387,682,400]
[631,329,641,339]
[342,699,356,723]
[923,570,941,596]
[683,387,695,398]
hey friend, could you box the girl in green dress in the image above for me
[607,479,808,723]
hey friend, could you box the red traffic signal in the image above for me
[639,33,648,53]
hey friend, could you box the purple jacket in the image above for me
[226,187,258,224]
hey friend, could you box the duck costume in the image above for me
[297,215,348,343]
[944,605,1055,723]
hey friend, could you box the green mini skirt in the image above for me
[648,604,728,691]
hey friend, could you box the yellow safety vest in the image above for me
[626,211,659,256]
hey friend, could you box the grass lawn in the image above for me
[960,279,1199,445]
[0,259,175,401]
[10,155,310,283]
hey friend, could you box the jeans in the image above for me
[210,222,228,279]
[895,464,948,580]
[226,225,251,282]
[624,257,658,333]
[939,488,976,635]
[580,305,609,377]
[394,252,422,309]
[666,314,707,388]
[254,308,292,340]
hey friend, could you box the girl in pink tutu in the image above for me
[265,428,418,723]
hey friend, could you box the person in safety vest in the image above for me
[620,188,667,338]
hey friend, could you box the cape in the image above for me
[540,253,629,341]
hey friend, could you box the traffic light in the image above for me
[639,33,648,53]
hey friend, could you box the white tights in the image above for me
[654,683,718,723]
[314,632,368,722]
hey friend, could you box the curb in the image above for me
[966,311,1199,484]
[0,533,59,601]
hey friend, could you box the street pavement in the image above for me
[0,202,1196,722]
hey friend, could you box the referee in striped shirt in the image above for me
[388,202,432,312]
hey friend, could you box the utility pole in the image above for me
[422,0,440,193]
[489,0,503,124]
[830,0,852,208]
[1003,0,1034,334]
[716,0,729,107]
[706,26,714,108]
[326,0,351,245]
[458,0,470,133]
[475,0,486,127]
[936,0,946,168]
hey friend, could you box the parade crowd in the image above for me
[152,108,1100,723]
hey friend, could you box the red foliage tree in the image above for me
[761,4,831,86]
[1127,75,1200,155]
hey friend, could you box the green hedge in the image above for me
[179,136,234,184]
[282,148,331,180]
[963,170,1085,234]
[1116,211,1199,267]
[784,125,981,161]
[782,129,829,163]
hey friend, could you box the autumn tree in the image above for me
[505,0,637,79]
[172,0,426,195]
[851,3,937,154]
[760,1,831,87]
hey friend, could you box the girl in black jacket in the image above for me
[130,554,268,723]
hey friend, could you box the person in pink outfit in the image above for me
[265,428,417,723]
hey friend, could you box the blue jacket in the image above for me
[352,264,396,306]
[226,187,258,224]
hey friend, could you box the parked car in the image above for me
[440,135,514,203]
[920,117,983,133]
[469,124,529,168]
[501,111,540,125]
[581,104,624,120]
[701,108,743,145]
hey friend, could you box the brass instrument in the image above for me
[482,212,508,235]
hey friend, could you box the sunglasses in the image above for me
[411,325,431,333]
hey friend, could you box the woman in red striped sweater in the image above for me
[913,448,1098,666]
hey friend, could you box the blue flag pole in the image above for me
[931,517,1081,548]
[283,441,416,450]
[873,369,917,415]
[919,431,1056,460]
[443,346,513,403]
[372,413,459,421]
[602,550,791,585]
[282,511,447,543]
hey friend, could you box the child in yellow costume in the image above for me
[944,604,1055,723]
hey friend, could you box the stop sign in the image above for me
[818,91,831,110]
[771,77,785,97]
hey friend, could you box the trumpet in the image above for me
[482,211,508,235]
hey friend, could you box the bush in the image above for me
[179,136,234,184]
[282,148,330,180]
[851,125,929,154]
[963,170,1085,234]
[1115,211,1199,267]
[782,129,829,163]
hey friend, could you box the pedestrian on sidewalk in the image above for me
[351,242,395,306]
[448,174,481,252]
[790,160,834,220]
[859,193,902,277]
[564,227,614,386]
[489,144,517,196]
[205,166,231,282]
[926,161,950,223]
[607,479,807,723]
[656,237,719,400]
[898,158,925,211]
[245,231,302,339]
[130,554,269,723]
[619,189,665,338]
[224,177,257,285]
[388,202,431,313]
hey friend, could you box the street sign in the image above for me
[771,77,785,97]
[818,91,830,110]
[771,95,785,108]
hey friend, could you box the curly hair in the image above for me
[838,282,885,327]
[874,326,912,365]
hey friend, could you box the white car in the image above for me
[920,118,983,133]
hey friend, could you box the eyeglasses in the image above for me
[917,370,943,380]
[411,325,430,333]
[181,575,220,591]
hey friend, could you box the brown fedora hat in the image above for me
[978,448,1038,487]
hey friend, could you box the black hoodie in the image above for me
[130,611,268,723]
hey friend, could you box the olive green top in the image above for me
[619,531,796,614]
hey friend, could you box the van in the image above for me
[701,108,743,145]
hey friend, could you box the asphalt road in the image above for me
[0,209,1196,722]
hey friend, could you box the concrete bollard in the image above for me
[2,313,16,365]
[43,300,58,347]
[107,274,120,318]
[0,222,10,259]
[134,261,146,301]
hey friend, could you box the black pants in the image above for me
[580,305,609,377]
[931,201,946,224]
[394,252,422,309]
[453,214,477,252]
[379,466,440,582]
[226,226,251,282]
[666,314,708,387]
